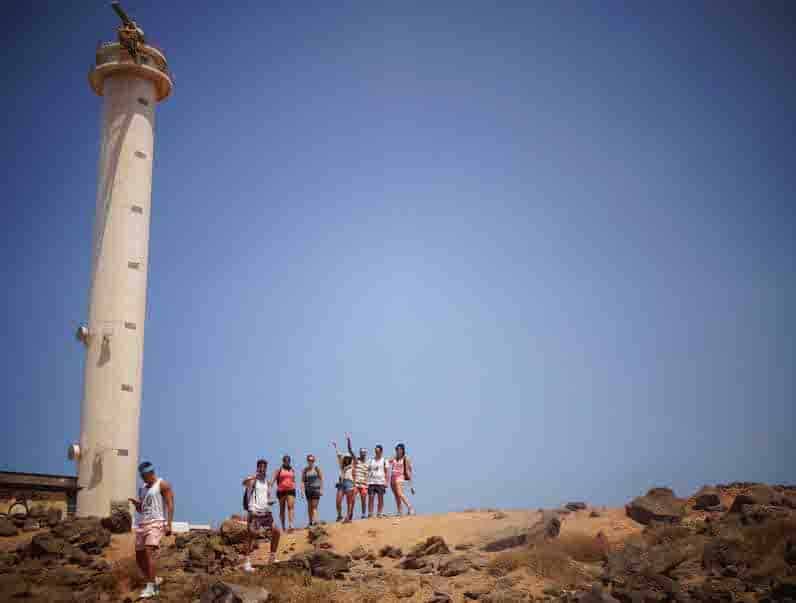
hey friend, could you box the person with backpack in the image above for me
[301,454,323,527]
[272,455,296,532]
[389,443,415,516]
[366,444,389,519]
[241,459,281,571]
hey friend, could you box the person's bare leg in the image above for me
[287,496,295,529]
[309,499,318,525]
[279,497,287,530]
[270,528,281,552]
[345,491,354,522]
[135,549,147,578]
[359,491,367,516]
[392,483,403,515]
[377,491,385,516]
[144,547,156,582]
[368,492,375,516]
[335,489,344,520]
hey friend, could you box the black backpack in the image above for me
[243,483,254,511]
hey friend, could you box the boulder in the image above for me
[50,566,92,587]
[480,588,531,602]
[307,550,352,579]
[590,510,601,518]
[772,576,796,600]
[0,518,18,537]
[566,502,588,511]
[401,556,428,570]
[728,485,778,513]
[220,519,248,545]
[482,511,560,552]
[199,580,271,603]
[626,489,684,525]
[693,486,721,510]
[439,555,471,577]
[739,504,792,524]
[29,533,65,557]
[22,519,40,532]
[578,584,621,603]
[101,507,132,533]
[51,518,111,553]
[408,536,450,558]
[379,545,403,559]
[46,508,63,527]
[349,545,369,560]
[428,592,453,603]
[395,581,418,598]
[307,524,329,544]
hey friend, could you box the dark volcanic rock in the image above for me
[0,518,18,537]
[307,550,352,579]
[408,536,450,558]
[728,484,778,513]
[349,545,369,560]
[379,545,403,559]
[51,518,111,553]
[626,488,684,525]
[438,555,471,577]
[101,507,132,533]
[579,584,621,603]
[22,519,40,532]
[566,501,588,511]
[199,580,271,603]
[693,486,721,510]
[30,533,65,557]
[220,519,248,545]
[483,510,560,552]
[46,507,63,527]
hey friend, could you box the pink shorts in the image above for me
[135,521,166,550]
[356,485,368,496]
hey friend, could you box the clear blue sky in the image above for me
[3,2,794,523]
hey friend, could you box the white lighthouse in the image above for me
[73,3,173,517]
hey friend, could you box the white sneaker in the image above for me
[138,582,158,599]
[242,559,254,573]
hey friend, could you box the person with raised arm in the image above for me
[332,437,356,523]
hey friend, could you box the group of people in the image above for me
[128,437,415,597]
[239,435,415,572]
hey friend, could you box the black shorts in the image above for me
[306,489,322,500]
[277,489,296,499]
[368,484,386,495]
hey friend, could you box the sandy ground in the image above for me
[2,507,643,602]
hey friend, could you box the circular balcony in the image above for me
[89,42,173,102]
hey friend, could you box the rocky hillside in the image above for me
[0,482,794,602]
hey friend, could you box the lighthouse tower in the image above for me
[74,4,172,517]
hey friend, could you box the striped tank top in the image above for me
[353,460,368,486]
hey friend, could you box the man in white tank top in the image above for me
[366,444,389,518]
[241,459,281,571]
[128,461,174,599]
